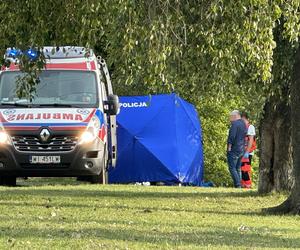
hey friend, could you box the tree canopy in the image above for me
[0,0,299,185]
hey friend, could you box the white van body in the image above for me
[0,47,118,185]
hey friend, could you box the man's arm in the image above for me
[246,135,254,152]
[227,123,237,152]
[246,125,256,152]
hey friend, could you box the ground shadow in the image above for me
[0,187,260,200]
[0,223,299,248]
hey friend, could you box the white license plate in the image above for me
[30,156,61,164]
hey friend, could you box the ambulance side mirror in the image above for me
[105,94,119,115]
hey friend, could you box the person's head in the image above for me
[241,111,249,123]
[229,110,241,122]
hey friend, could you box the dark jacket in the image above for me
[227,119,247,154]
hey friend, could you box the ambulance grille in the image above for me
[11,136,78,152]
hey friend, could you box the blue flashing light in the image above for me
[25,49,38,60]
[6,48,21,58]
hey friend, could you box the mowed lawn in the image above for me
[0,179,299,249]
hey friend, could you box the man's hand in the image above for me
[243,152,249,159]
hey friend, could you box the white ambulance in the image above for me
[0,46,118,185]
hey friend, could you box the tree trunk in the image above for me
[266,46,300,214]
[258,99,293,194]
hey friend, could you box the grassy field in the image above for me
[0,178,299,249]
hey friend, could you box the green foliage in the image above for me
[198,84,263,186]
[15,52,46,101]
[199,98,236,186]
[0,0,299,185]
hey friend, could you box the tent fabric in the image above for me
[109,93,204,186]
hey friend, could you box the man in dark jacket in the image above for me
[227,110,247,188]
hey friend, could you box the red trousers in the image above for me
[241,155,252,188]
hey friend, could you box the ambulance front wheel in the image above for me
[78,149,109,184]
[0,176,16,186]
[76,170,107,184]
[89,169,108,184]
[89,154,109,184]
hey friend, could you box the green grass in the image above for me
[0,178,299,249]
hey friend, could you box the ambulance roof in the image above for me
[3,46,98,71]
[42,46,94,59]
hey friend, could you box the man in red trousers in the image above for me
[241,112,256,188]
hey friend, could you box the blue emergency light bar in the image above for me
[5,48,38,60]
[26,49,38,60]
[6,48,20,58]
[5,46,93,61]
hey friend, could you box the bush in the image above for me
[196,93,261,187]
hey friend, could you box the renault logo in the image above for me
[40,128,50,142]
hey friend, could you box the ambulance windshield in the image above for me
[0,70,99,108]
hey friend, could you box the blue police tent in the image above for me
[109,93,204,186]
